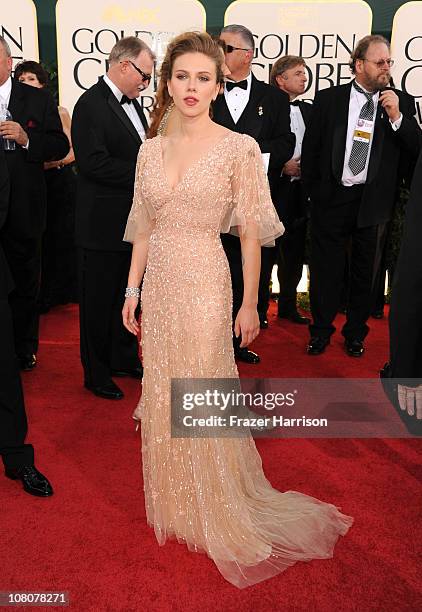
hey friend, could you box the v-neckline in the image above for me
[158,132,232,192]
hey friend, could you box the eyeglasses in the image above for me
[124,60,152,83]
[362,59,395,68]
[225,44,252,54]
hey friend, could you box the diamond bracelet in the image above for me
[125,287,140,298]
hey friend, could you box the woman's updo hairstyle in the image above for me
[148,31,224,138]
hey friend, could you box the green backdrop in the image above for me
[33,0,412,65]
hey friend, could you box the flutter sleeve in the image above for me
[221,135,284,246]
[123,141,156,244]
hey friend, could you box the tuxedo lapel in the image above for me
[97,78,141,145]
[212,94,237,131]
[133,99,148,135]
[331,83,352,181]
[236,75,265,139]
[8,80,26,122]
[108,94,141,144]
[298,101,312,127]
[366,102,386,184]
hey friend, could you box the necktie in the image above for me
[226,80,248,92]
[120,95,132,105]
[348,80,375,176]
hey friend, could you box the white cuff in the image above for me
[390,113,403,131]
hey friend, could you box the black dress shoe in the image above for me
[278,311,310,325]
[235,348,261,364]
[307,336,330,355]
[371,309,384,319]
[5,465,53,497]
[344,339,365,357]
[19,354,37,371]
[111,366,143,379]
[84,380,124,400]
[259,318,268,329]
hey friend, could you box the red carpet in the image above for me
[2,302,421,611]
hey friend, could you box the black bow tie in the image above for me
[120,95,132,105]
[290,100,300,106]
[226,80,248,92]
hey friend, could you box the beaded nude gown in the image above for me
[124,131,353,588]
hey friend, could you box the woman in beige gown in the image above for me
[122,32,352,588]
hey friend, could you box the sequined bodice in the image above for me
[142,133,240,238]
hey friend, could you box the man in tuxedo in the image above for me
[214,24,295,363]
[72,37,154,400]
[0,36,69,372]
[302,35,421,357]
[0,148,53,496]
[269,55,312,325]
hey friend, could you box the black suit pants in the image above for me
[0,299,34,469]
[260,179,307,317]
[276,180,308,315]
[78,248,141,386]
[221,233,270,351]
[1,232,41,357]
[309,187,387,341]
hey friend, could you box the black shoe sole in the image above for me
[111,370,143,379]
[235,354,261,364]
[5,472,53,496]
[307,341,330,355]
[345,350,365,358]
[84,384,124,400]
[20,361,37,371]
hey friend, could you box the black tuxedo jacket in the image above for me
[389,149,422,380]
[72,77,148,251]
[0,150,13,299]
[212,75,295,195]
[301,81,421,227]
[2,80,69,240]
[274,100,313,221]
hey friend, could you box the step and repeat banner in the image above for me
[0,0,39,68]
[225,0,372,99]
[391,1,422,125]
[1,0,421,126]
[56,0,205,113]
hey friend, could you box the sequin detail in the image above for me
[124,132,353,588]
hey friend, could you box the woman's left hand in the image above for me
[234,305,260,348]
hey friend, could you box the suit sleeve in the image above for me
[0,152,10,231]
[71,97,136,189]
[257,89,295,169]
[26,89,69,163]
[301,92,324,197]
[393,92,422,159]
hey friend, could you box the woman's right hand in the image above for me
[122,297,140,335]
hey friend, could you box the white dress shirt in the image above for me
[0,76,12,108]
[0,76,29,149]
[289,103,307,182]
[224,72,252,124]
[103,74,145,141]
[341,83,403,186]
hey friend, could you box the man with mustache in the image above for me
[302,35,421,358]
